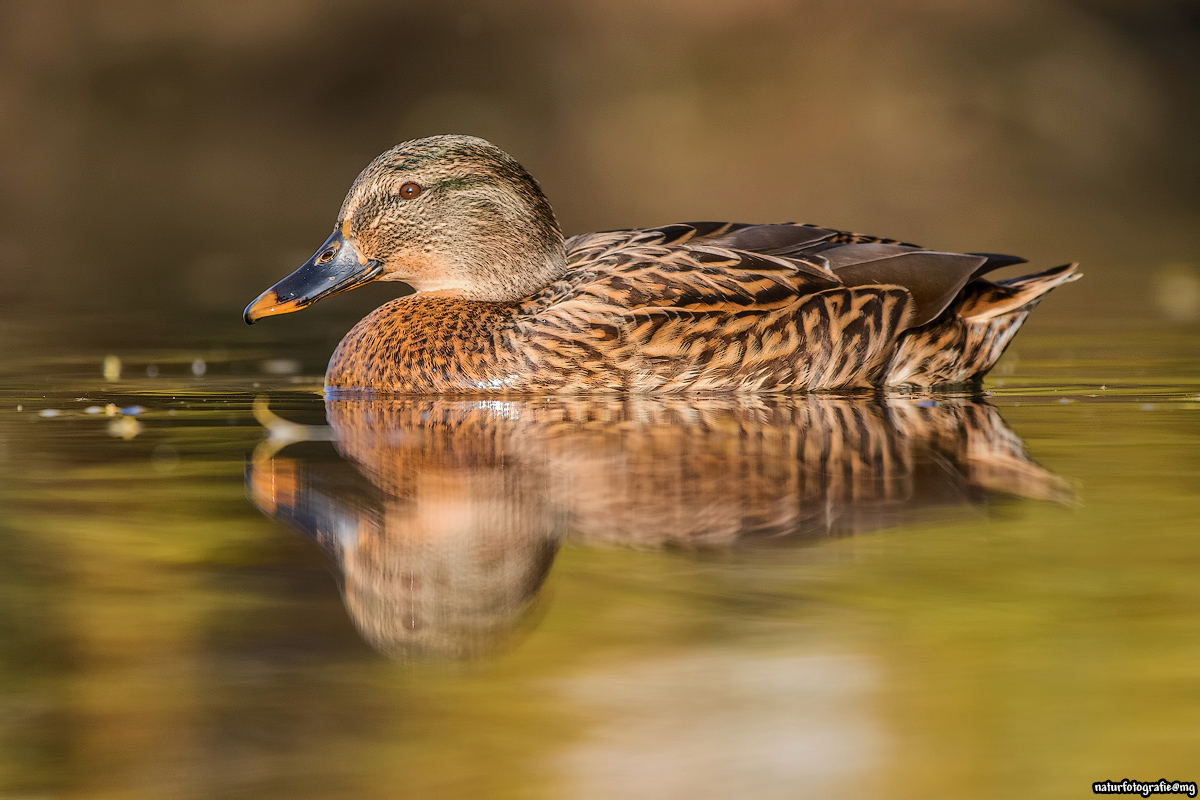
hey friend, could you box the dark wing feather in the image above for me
[967,252,1029,271]
[638,221,921,252]
[804,243,985,327]
[704,223,838,256]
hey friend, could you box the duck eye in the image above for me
[399,182,422,200]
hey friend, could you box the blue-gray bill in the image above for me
[244,228,382,324]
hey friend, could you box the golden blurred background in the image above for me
[1,0,1198,328]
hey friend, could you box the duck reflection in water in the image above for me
[246,395,1070,660]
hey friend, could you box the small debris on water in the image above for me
[191,358,207,377]
[1100,385,1107,390]
[1059,398,1070,404]
[15,405,22,412]
[107,416,142,440]
[120,405,146,416]
[1141,404,1156,411]
[916,400,940,408]
[84,406,103,414]
[103,355,121,381]
[146,364,159,378]
[38,409,60,417]
[105,403,118,417]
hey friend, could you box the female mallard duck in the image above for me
[244,135,1079,393]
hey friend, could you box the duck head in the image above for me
[244,135,565,323]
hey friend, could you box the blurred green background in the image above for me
[2,0,1198,332]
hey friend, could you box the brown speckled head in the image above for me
[338,135,567,301]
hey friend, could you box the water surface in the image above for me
[0,317,1197,799]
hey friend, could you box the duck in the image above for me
[244,134,1079,393]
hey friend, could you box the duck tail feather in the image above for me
[960,263,1080,322]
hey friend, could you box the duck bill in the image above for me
[244,230,382,324]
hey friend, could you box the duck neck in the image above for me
[435,178,568,302]
[452,236,567,303]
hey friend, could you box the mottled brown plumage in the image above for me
[245,135,1080,392]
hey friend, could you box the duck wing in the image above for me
[547,226,841,320]
[699,223,1023,326]
[558,223,1025,328]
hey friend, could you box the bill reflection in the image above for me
[246,395,1071,660]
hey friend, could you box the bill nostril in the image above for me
[316,248,336,264]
